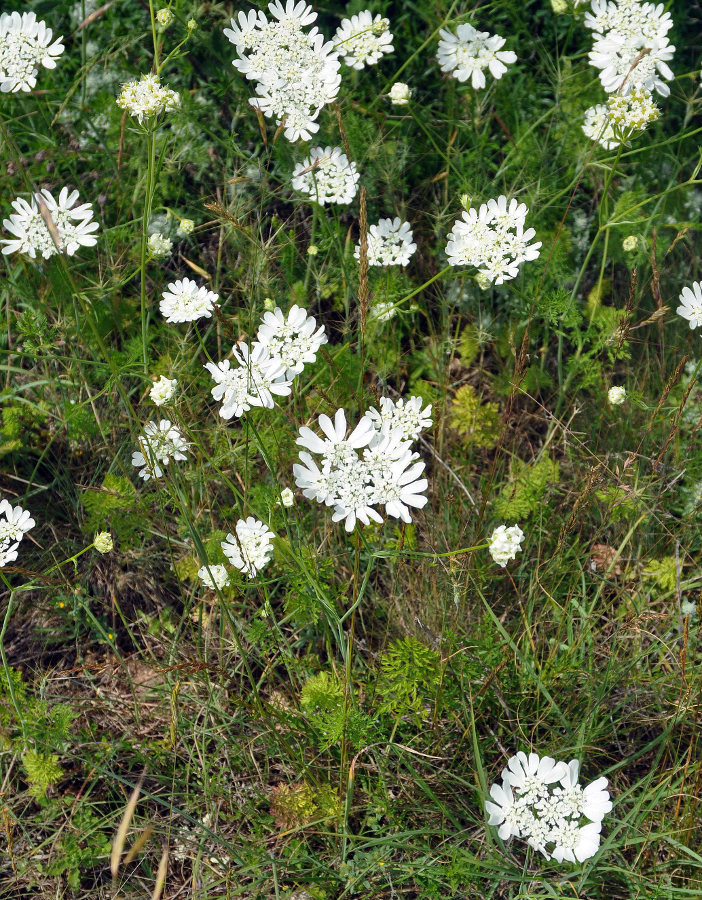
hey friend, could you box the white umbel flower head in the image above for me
[255,304,327,378]
[150,375,177,406]
[93,532,114,554]
[549,819,602,863]
[116,73,180,123]
[608,385,626,405]
[677,282,702,330]
[0,498,35,547]
[365,396,433,442]
[131,419,189,481]
[388,81,411,105]
[556,760,613,824]
[221,517,275,578]
[160,278,219,323]
[292,146,359,206]
[488,524,525,567]
[446,195,541,285]
[198,563,231,590]
[437,22,516,89]
[0,542,19,568]
[148,232,173,258]
[582,103,620,149]
[485,777,530,841]
[354,218,417,267]
[205,342,292,420]
[0,11,64,93]
[1,188,98,260]
[333,11,394,70]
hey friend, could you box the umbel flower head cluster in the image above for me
[206,304,327,419]
[198,516,277,584]
[0,11,64,93]
[354,218,417,267]
[293,397,432,532]
[1,188,99,260]
[116,73,180,124]
[582,86,659,149]
[160,278,219,323]
[131,420,189,481]
[224,0,341,142]
[446,195,542,284]
[436,22,516,89]
[0,497,35,568]
[292,146,359,206]
[488,524,524,567]
[486,751,613,863]
[333,11,394,70]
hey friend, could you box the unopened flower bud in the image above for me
[280,488,295,507]
[622,235,638,252]
[388,82,411,106]
[156,8,174,28]
[608,385,626,405]
[178,217,195,235]
[94,532,114,554]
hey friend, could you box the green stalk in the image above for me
[140,129,157,372]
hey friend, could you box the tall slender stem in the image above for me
[140,129,157,372]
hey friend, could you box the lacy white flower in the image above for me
[607,85,659,139]
[0,542,19,568]
[221,517,275,578]
[608,385,626,405]
[224,0,341,142]
[198,563,231,590]
[488,524,525,567]
[486,751,612,863]
[354,217,417,267]
[291,146,359,205]
[1,188,98,259]
[205,343,292,420]
[437,22,516,89]
[116,73,180,123]
[0,498,35,549]
[131,419,189,481]
[150,375,177,406]
[389,81,410,105]
[446,195,541,284]
[582,103,620,149]
[148,232,173,258]
[365,396,433,442]
[255,304,327,378]
[677,282,702,330]
[333,11,393,70]
[0,11,64,93]
[369,301,397,323]
[160,278,219,323]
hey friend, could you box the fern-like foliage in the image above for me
[22,751,64,798]
[449,385,500,448]
[300,672,373,750]
[494,457,560,520]
[378,637,441,720]
[643,557,678,592]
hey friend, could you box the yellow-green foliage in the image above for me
[378,637,441,720]
[22,751,64,799]
[449,385,500,448]
[643,557,678,592]
[494,456,560,520]
[269,781,337,829]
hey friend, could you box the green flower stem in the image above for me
[140,128,157,372]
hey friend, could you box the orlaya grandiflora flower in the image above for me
[205,343,292,419]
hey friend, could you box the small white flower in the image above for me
[1,188,99,260]
[369,301,397,323]
[677,282,702,330]
[221,517,275,578]
[0,542,20,568]
[608,385,626,405]
[504,752,567,803]
[558,760,613,824]
[488,524,524,567]
[131,419,189,481]
[160,278,219,323]
[365,396,433,442]
[198,563,230,590]
[622,235,638,252]
[255,304,327,378]
[116,72,180,123]
[485,778,529,841]
[150,375,177,406]
[354,217,417,267]
[0,499,35,546]
[0,11,64,93]
[148,232,173,258]
[437,22,516,89]
[333,11,393,70]
[292,146,359,206]
[582,103,621,149]
[549,818,602,863]
[280,487,295,507]
[205,342,292,420]
[388,81,411,105]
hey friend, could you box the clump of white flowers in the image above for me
[585,0,675,96]
[256,304,327,379]
[160,278,219,323]
[224,0,341,142]
[388,81,411,105]
[486,751,612,863]
[131,420,189,481]
[488,524,524,567]
[0,11,64,93]
[205,343,292,420]
[0,497,35,568]
[293,398,431,532]
[1,188,99,260]
[437,22,516,89]
[116,73,180,123]
[333,11,393,70]
[581,104,620,149]
[198,563,231,590]
[354,218,417,267]
[291,146,359,206]
[221,517,276,578]
[148,232,173,258]
[150,375,177,406]
[677,281,702,330]
[446,195,542,285]
[608,385,626,405]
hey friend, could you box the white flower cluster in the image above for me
[150,375,177,406]
[0,11,64,93]
[1,187,99,260]
[488,524,524,567]
[197,563,230,590]
[446,195,542,285]
[436,22,516,89]
[206,305,327,419]
[582,86,659,148]
[293,398,431,532]
[224,0,341,142]
[160,278,219,324]
[585,0,675,96]
[116,73,180,124]
[354,218,417,267]
[291,146,359,206]
[486,751,612,863]
[677,281,702,330]
[131,419,189,481]
[388,81,411,105]
[149,232,173,258]
[0,498,35,568]
[221,517,276,578]
[333,11,393,70]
